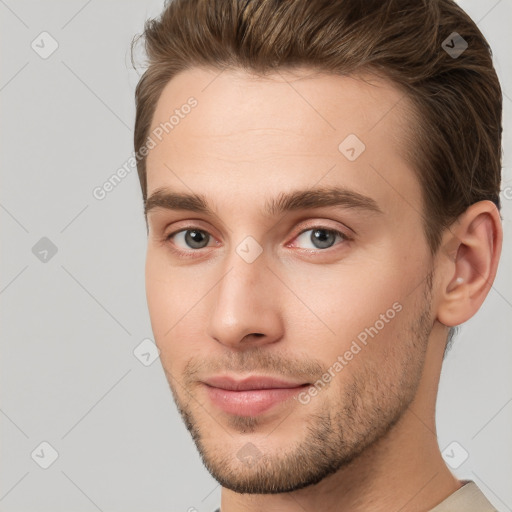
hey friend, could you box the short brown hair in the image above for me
[132,0,502,254]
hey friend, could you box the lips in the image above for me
[202,375,310,416]
[202,375,309,391]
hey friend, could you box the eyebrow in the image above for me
[144,185,383,218]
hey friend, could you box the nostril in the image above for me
[241,333,265,342]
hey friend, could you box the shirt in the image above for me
[212,480,497,512]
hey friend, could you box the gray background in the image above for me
[1,1,511,511]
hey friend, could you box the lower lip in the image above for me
[203,384,310,416]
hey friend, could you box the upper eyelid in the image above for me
[160,209,358,235]
[166,224,351,247]
[166,223,348,237]
[293,226,349,239]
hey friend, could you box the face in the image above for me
[144,67,436,493]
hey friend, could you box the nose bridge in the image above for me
[223,232,270,299]
[206,237,283,347]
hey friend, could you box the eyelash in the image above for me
[163,225,351,257]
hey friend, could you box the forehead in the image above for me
[148,66,410,149]
[145,67,421,220]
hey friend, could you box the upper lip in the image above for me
[202,375,309,391]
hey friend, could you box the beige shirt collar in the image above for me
[428,480,497,511]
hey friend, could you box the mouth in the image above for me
[201,375,311,416]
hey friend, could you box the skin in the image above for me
[143,67,502,512]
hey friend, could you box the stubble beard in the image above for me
[163,273,434,494]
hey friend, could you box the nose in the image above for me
[206,243,284,350]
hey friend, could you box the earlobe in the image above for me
[436,201,502,327]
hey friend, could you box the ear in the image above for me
[435,200,502,327]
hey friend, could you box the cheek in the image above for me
[145,251,172,338]
[144,236,427,376]
[314,295,425,414]
[145,251,188,348]
[285,255,415,354]
[287,261,428,393]
[145,250,211,365]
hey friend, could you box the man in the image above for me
[132,0,503,510]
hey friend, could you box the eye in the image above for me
[292,227,349,250]
[164,225,350,255]
[166,228,214,250]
